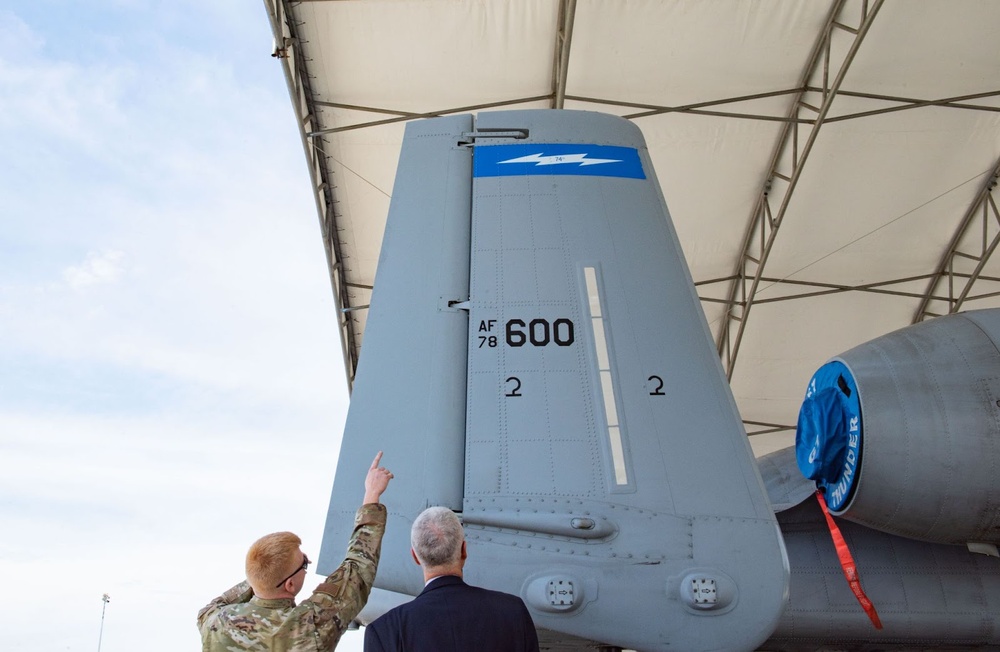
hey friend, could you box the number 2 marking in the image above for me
[505,376,522,397]
[648,375,665,396]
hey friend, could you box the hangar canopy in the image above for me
[263,0,1000,453]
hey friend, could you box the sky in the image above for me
[0,2,370,649]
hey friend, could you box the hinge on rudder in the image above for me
[458,129,529,147]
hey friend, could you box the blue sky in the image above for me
[0,2,367,649]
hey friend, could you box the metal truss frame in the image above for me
[301,85,1000,138]
[551,0,578,109]
[263,0,582,389]
[744,420,796,437]
[563,88,1000,123]
[698,273,941,305]
[266,0,999,407]
[727,157,1000,435]
[913,157,1000,322]
[263,0,360,386]
[714,0,884,381]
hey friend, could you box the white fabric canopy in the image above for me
[263,0,1000,454]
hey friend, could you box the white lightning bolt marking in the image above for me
[498,152,621,167]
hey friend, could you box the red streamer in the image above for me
[816,491,883,630]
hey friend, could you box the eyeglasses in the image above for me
[275,554,311,588]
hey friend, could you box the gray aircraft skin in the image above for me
[317,110,1000,651]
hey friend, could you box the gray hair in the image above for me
[410,506,464,568]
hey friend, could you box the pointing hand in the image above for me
[364,451,394,504]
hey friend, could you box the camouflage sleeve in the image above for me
[196,580,253,631]
[303,503,387,649]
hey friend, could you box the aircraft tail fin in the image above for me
[321,110,789,650]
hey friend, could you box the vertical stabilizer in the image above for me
[320,110,789,650]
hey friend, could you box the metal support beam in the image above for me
[697,273,939,305]
[824,88,1000,122]
[558,88,1000,125]
[305,95,553,136]
[715,0,884,380]
[263,0,360,389]
[743,420,796,437]
[568,89,806,123]
[551,0,577,109]
[913,157,1000,322]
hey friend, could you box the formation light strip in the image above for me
[584,267,628,485]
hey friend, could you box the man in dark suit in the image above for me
[363,506,540,652]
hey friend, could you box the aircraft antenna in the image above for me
[97,593,110,652]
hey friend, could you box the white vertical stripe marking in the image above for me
[585,267,628,485]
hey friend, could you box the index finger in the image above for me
[370,451,384,469]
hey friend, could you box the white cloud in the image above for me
[0,395,352,651]
[63,249,126,289]
[0,4,363,652]
[0,13,129,149]
[0,0,343,415]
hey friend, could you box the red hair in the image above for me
[245,531,302,591]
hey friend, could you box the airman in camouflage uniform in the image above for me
[198,452,393,651]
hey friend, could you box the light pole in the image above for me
[97,594,110,652]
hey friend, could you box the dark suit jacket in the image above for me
[364,575,540,652]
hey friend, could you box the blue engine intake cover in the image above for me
[795,360,862,511]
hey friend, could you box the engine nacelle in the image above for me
[796,309,1000,546]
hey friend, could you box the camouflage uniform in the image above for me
[198,504,386,652]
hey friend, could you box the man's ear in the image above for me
[410,548,422,566]
[460,540,468,561]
